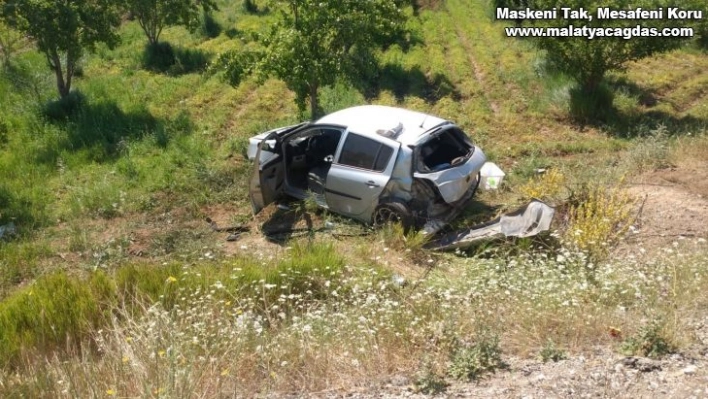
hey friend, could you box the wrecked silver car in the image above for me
[248,105,487,233]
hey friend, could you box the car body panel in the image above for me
[250,123,348,213]
[247,122,309,161]
[316,105,446,146]
[413,147,486,203]
[324,131,401,221]
[249,131,285,214]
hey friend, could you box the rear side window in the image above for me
[338,133,394,172]
[373,145,393,171]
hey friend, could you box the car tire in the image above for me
[373,200,413,232]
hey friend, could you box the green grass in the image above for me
[0,272,113,368]
[0,241,343,368]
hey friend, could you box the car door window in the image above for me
[338,133,394,172]
[372,145,393,172]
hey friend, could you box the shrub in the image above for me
[210,49,260,86]
[565,184,636,258]
[414,358,449,395]
[539,339,567,363]
[0,272,110,367]
[624,125,673,172]
[243,0,258,13]
[142,42,176,72]
[519,168,567,203]
[448,333,505,381]
[199,10,221,38]
[568,83,615,123]
[622,320,675,358]
[0,118,9,147]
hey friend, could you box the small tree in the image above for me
[125,0,218,45]
[685,0,708,49]
[533,0,692,93]
[256,0,407,119]
[2,0,120,99]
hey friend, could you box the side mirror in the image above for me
[324,155,334,163]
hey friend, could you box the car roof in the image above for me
[315,105,448,146]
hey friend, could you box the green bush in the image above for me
[569,83,615,124]
[414,358,449,395]
[199,10,221,38]
[0,272,110,367]
[539,339,567,363]
[622,320,675,358]
[0,118,8,147]
[448,333,505,381]
[143,42,211,75]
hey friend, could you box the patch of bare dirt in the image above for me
[624,164,708,250]
[299,349,708,398]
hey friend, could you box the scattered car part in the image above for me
[480,162,506,190]
[425,200,555,251]
[0,222,16,240]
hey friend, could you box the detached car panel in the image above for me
[247,105,489,232]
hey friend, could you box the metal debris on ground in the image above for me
[426,200,555,251]
[0,222,16,240]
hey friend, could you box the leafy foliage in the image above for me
[685,0,708,49]
[622,320,676,358]
[0,272,113,367]
[519,168,567,203]
[565,183,636,258]
[124,0,218,45]
[414,358,449,395]
[539,339,567,362]
[0,17,22,66]
[448,333,505,381]
[532,0,693,93]
[1,0,120,98]
[254,0,407,119]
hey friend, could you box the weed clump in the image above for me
[622,320,676,358]
[565,184,636,258]
[519,168,567,203]
[414,357,449,395]
[448,333,505,381]
[624,125,673,172]
[539,339,567,363]
[143,42,176,72]
[0,272,112,367]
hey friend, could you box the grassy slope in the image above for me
[0,0,707,395]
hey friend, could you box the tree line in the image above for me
[1,0,707,121]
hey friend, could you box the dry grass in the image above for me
[1,238,706,397]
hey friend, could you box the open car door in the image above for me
[249,131,284,214]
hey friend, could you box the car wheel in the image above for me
[373,200,413,232]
